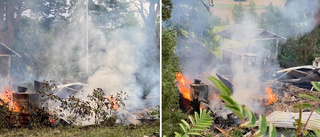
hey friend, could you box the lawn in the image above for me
[0,122,160,137]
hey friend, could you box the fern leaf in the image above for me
[188,116,195,125]
[186,132,202,136]
[195,111,200,122]
[179,123,187,133]
[174,132,182,137]
[311,81,320,92]
[181,120,190,130]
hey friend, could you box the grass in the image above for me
[0,122,160,137]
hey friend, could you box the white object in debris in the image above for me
[313,57,320,68]
[256,111,320,130]
[276,65,315,74]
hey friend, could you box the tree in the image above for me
[162,28,186,136]
[232,2,244,24]
[162,0,173,21]
[0,0,71,47]
[247,0,257,22]
[88,0,131,29]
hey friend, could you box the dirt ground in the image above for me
[212,0,285,24]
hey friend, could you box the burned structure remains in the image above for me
[217,25,286,67]
[0,42,20,83]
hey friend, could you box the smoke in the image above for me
[168,0,319,114]
[4,1,159,125]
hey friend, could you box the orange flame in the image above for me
[175,72,192,100]
[0,79,21,112]
[107,95,119,110]
[213,93,221,100]
[265,87,277,105]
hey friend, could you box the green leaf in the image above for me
[186,132,202,136]
[301,103,313,109]
[207,76,231,96]
[240,106,256,127]
[313,129,320,137]
[174,132,182,137]
[298,94,318,101]
[181,120,190,130]
[258,115,267,136]
[253,130,261,137]
[315,108,320,116]
[191,127,206,131]
[269,123,277,137]
[176,109,213,136]
[179,123,187,133]
[195,112,199,122]
[200,109,204,118]
[225,105,245,120]
[219,94,236,105]
[311,81,320,92]
[188,116,195,126]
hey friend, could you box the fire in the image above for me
[175,72,192,100]
[107,95,119,110]
[0,86,13,104]
[265,87,277,105]
[213,93,221,100]
[0,79,21,112]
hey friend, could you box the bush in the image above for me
[162,28,186,136]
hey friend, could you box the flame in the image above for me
[49,119,56,125]
[0,79,21,112]
[265,87,277,105]
[175,72,192,100]
[107,95,119,110]
[213,93,221,100]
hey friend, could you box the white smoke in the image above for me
[168,0,320,114]
[6,1,159,125]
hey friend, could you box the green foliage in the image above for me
[254,115,267,137]
[162,0,173,21]
[314,129,320,137]
[294,81,320,136]
[0,98,12,129]
[0,121,159,136]
[150,105,160,119]
[298,94,318,102]
[174,109,213,137]
[269,122,277,137]
[207,76,231,96]
[311,82,320,93]
[248,0,257,21]
[38,80,127,125]
[274,17,320,67]
[162,28,186,136]
[232,2,244,24]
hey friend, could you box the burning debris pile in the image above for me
[0,78,159,129]
[175,69,320,134]
[0,81,53,128]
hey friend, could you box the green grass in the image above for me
[0,122,159,137]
